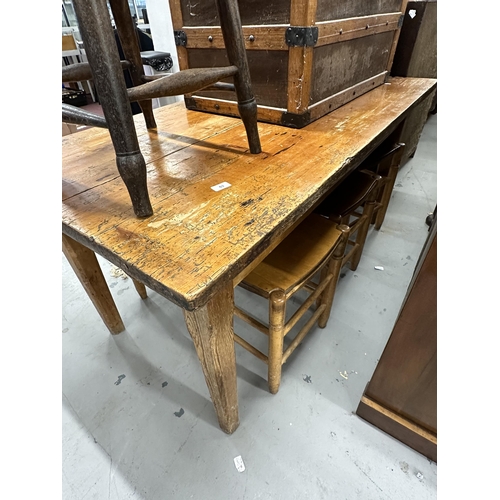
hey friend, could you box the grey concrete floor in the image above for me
[62,114,437,499]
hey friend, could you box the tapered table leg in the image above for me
[183,282,239,434]
[215,0,261,154]
[62,235,125,335]
[131,278,148,299]
[72,0,153,218]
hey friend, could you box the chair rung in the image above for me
[202,82,236,92]
[234,307,269,336]
[342,244,359,266]
[62,60,131,82]
[284,273,333,336]
[234,334,268,363]
[62,103,108,129]
[348,214,367,233]
[127,66,238,101]
[282,304,326,364]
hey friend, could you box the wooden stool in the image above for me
[62,0,261,218]
[315,169,381,271]
[363,143,406,230]
[234,214,349,394]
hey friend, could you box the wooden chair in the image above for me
[362,142,406,230]
[62,0,261,218]
[315,169,382,271]
[234,214,349,394]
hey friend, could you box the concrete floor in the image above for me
[62,113,437,499]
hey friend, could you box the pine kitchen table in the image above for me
[62,76,437,434]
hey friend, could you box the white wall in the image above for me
[147,0,180,73]
[146,0,182,104]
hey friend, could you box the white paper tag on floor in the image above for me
[233,455,245,472]
[211,181,231,192]
[374,266,384,271]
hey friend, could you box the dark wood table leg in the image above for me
[72,0,153,218]
[62,235,125,335]
[183,282,239,434]
[215,0,261,154]
[108,0,157,130]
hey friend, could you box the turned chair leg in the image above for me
[317,225,349,328]
[374,165,399,230]
[108,0,157,129]
[73,0,153,218]
[268,289,286,394]
[350,199,377,271]
[214,0,261,154]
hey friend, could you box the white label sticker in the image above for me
[409,9,417,18]
[211,181,231,192]
[233,455,245,472]
[374,266,384,271]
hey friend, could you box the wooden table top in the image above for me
[62,76,436,311]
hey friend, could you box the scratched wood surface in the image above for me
[62,77,436,311]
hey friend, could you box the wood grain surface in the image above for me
[62,77,436,312]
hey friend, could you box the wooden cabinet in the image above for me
[390,0,437,163]
[357,220,437,462]
[391,0,437,79]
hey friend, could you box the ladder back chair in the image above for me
[62,0,261,218]
[234,214,349,394]
[315,169,382,271]
[362,142,406,230]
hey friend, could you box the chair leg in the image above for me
[350,201,376,271]
[317,225,349,328]
[214,0,261,154]
[268,289,286,394]
[374,165,399,230]
[73,0,153,218]
[108,0,157,129]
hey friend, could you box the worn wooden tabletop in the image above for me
[62,77,436,312]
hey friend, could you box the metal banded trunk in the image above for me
[169,0,408,128]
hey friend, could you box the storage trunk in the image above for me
[169,0,408,128]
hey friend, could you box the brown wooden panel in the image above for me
[188,49,289,109]
[316,14,401,47]
[311,31,393,104]
[179,0,290,26]
[185,96,286,124]
[309,72,387,121]
[182,26,288,50]
[365,234,437,433]
[316,0,403,22]
[357,396,437,462]
[407,2,436,77]
[392,1,437,78]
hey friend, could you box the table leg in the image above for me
[183,282,239,434]
[62,234,125,335]
[131,278,148,299]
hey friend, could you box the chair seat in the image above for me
[242,213,342,296]
[316,170,380,220]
